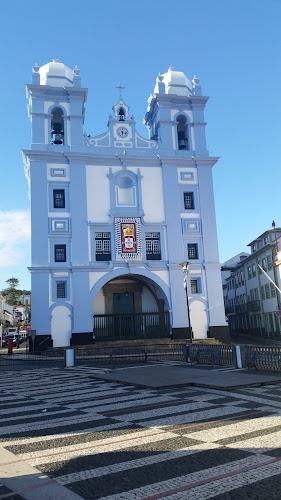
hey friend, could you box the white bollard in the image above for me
[65,348,75,368]
[235,345,242,369]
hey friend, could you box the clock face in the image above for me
[117,127,128,138]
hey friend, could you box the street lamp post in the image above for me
[180,261,193,344]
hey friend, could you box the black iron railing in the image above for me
[93,312,170,341]
[235,304,247,313]
[247,300,261,312]
[245,346,281,371]
[189,344,235,366]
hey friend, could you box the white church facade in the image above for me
[22,60,228,347]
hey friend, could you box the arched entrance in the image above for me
[92,274,170,341]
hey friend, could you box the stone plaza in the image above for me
[1,363,281,499]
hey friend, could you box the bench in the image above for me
[109,347,147,364]
[191,347,222,366]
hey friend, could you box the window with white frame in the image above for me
[95,232,111,261]
[248,266,252,279]
[271,283,276,298]
[265,284,270,299]
[267,254,272,271]
[145,233,161,260]
[262,258,267,271]
[252,263,256,277]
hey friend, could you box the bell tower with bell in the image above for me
[26,59,87,149]
[143,66,208,155]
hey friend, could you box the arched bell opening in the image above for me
[93,274,170,341]
[118,107,125,121]
[51,107,64,145]
[176,115,189,150]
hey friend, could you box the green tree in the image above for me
[25,305,31,322]
[1,277,21,305]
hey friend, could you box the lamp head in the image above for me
[179,261,190,272]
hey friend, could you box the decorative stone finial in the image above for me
[192,75,202,96]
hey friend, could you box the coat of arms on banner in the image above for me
[121,223,137,253]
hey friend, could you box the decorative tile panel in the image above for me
[115,217,142,259]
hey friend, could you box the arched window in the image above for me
[118,107,125,122]
[51,107,64,145]
[177,115,189,150]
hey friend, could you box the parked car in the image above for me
[2,334,17,347]
[6,327,17,335]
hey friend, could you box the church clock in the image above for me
[117,127,128,138]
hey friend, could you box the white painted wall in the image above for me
[86,165,111,222]
[190,300,208,339]
[51,305,71,347]
[142,287,158,312]
[135,167,165,223]
[93,289,105,314]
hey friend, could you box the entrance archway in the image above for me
[92,273,171,342]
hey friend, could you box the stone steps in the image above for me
[50,337,222,353]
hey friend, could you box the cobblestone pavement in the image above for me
[0,365,281,499]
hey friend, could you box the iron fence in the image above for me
[74,343,185,366]
[244,346,281,371]
[189,344,236,366]
[93,312,170,341]
[0,351,65,371]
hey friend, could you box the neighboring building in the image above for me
[22,60,228,347]
[221,253,249,319]
[0,294,14,326]
[18,294,31,306]
[222,229,281,338]
[13,305,29,324]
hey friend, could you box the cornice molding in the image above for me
[22,149,219,167]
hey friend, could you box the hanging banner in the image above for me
[121,222,137,253]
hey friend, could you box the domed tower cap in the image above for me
[39,59,74,87]
[154,66,192,96]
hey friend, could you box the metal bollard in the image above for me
[235,345,242,369]
[65,348,75,368]
[182,344,191,363]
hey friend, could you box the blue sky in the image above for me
[0,0,280,291]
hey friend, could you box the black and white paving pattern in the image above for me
[0,365,281,499]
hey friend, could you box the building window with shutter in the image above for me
[57,282,66,298]
[183,192,194,209]
[191,277,202,294]
[95,233,111,261]
[53,189,65,208]
[145,233,161,260]
[188,243,198,259]
[54,244,66,262]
